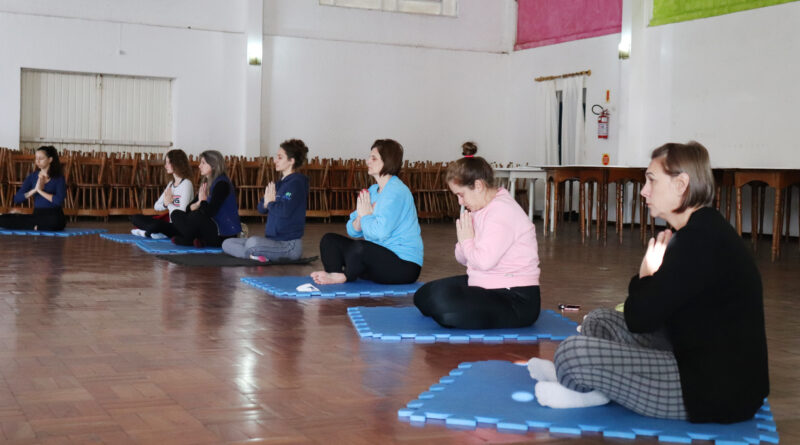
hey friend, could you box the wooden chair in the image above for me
[606,167,648,245]
[0,148,8,213]
[328,161,356,217]
[107,154,141,216]
[578,167,607,244]
[5,151,36,215]
[61,153,78,220]
[71,154,109,219]
[236,157,267,218]
[303,159,330,219]
[543,166,581,237]
[139,157,169,216]
[735,169,800,261]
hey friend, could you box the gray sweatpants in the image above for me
[221,236,302,261]
[553,308,687,420]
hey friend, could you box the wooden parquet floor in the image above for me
[1,218,798,444]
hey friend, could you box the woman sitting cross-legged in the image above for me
[311,139,423,285]
[528,141,769,424]
[170,150,242,247]
[130,149,194,239]
[413,142,541,329]
[222,139,309,262]
[0,146,67,232]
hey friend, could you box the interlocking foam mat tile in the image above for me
[156,254,318,267]
[399,360,779,444]
[100,233,172,244]
[348,307,578,343]
[134,241,223,254]
[0,228,107,237]
[240,276,423,299]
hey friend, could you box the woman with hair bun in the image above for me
[222,139,310,262]
[0,146,67,231]
[413,142,541,329]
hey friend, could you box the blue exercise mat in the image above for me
[134,241,223,254]
[240,276,423,299]
[100,233,172,244]
[399,360,779,444]
[0,228,107,237]
[348,307,578,343]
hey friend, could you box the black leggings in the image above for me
[320,233,421,284]
[131,214,178,238]
[414,275,541,329]
[170,209,232,247]
[0,207,66,231]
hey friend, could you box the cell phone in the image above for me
[558,304,581,311]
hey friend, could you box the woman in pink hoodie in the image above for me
[414,143,541,329]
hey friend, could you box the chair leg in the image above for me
[751,186,759,250]
[772,187,782,262]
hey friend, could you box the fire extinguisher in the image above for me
[592,105,609,139]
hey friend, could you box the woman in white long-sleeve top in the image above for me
[130,149,194,239]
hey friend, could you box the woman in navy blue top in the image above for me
[170,150,242,247]
[0,146,67,231]
[222,139,309,262]
[311,139,423,285]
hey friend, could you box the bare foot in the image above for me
[310,271,347,285]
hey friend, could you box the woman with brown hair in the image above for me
[311,139,423,285]
[529,141,769,424]
[131,149,194,239]
[413,142,541,329]
[170,150,242,247]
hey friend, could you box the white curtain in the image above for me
[535,81,559,165]
[559,76,586,165]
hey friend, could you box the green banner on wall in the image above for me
[650,0,797,26]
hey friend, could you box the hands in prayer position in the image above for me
[455,210,475,243]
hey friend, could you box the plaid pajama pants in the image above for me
[553,308,687,419]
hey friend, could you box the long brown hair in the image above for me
[166,149,192,181]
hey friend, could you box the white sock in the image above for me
[527,358,557,382]
[535,381,610,409]
[150,233,168,240]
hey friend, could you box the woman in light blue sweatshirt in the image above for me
[311,139,423,285]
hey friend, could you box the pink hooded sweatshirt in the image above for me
[455,187,541,289]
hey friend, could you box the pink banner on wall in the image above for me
[515,0,622,51]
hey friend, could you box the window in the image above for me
[319,0,457,17]
[20,69,172,154]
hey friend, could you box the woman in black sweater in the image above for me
[529,141,769,424]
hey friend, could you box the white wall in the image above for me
[260,0,518,161]
[0,0,250,156]
[623,1,800,168]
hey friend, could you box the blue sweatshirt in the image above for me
[257,172,309,241]
[14,171,67,209]
[346,175,424,266]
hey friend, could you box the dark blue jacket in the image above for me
[257,173,308,241]
[200,174,242,237]
[14,171,66,209]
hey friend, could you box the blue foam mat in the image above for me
[0,228,107,237]
[348,307,578,343]
[134,241,223,254]
[240,276,423,299]
[100,233,172,244]
[399,360,779,444]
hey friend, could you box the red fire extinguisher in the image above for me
[592,105,609,139]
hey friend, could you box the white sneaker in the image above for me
[131,229,147,237]
[150,233,168,240]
